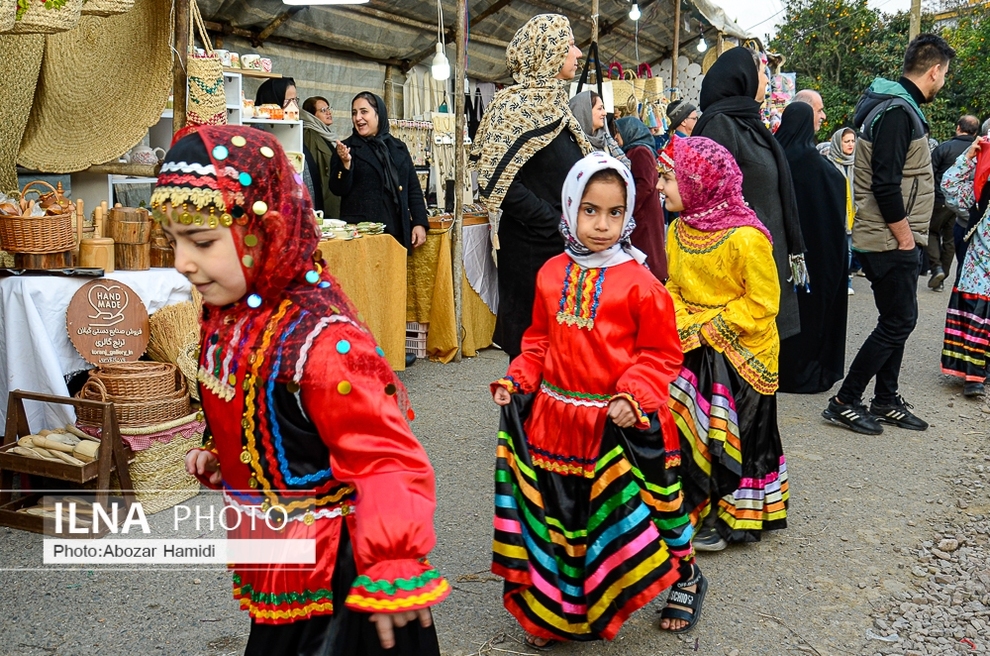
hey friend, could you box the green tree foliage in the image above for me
[769,0,984,142]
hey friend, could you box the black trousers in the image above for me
[837,249,920,405]
[927,204,956,273]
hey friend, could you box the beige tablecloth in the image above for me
[318,235,407,371]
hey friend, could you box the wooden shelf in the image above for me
[223,67,283,79]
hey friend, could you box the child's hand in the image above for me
[492,387,512,406]
[185,448,222,486]
[608,398,637,428]
[369,608,433,649]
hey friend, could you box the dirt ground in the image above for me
[0,269,987,656]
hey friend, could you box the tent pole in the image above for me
[670,0,680,101]
[173,0,190,134]
[591,0,599,42]
[452,0,467,362]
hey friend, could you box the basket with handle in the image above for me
[185,0,227,126]
[80,0,134,17]
[8,0,83,34]
[76,378,191,428]
[88,362,183,400]
[0,181,77,253]
[611,69,640,117]
[638,63,663,99]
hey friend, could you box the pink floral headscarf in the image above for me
[667,136,772,243]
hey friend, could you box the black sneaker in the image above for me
[963,382,985,397]
[822,397,883,435]
[692,527,727,552]
[928,266,946,289]
[869,396,928,431]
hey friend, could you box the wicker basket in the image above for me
[9,0,83,34]
[77,378,191,428]
[81,0,133,16]
[82,412,203,514]
[0,181,76,253]
[88,362,181,400]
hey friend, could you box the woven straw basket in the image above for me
[0,181,76,253]
[0,0,16,32]
[8,0,83,34]
[83,412,203,514]
[77,377,191,428]
[81,0,134,17]
[88,362,182,399]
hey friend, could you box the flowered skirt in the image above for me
[668,346,788,543]
[941,214,990,383]
[492,394,692,642]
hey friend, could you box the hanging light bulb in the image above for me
[629,3,641,21]
[431,43,450,81]
[697,39,708,53]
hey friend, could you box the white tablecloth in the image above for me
[0,270,192,430]
[463,223,498,314]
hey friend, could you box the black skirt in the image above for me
[243,523,441,656]
[668,346,789,543]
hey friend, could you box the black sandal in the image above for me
[659,565,708,633]
[524,634,558,651]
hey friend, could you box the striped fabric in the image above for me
[941,289,990,382]
[492,409,693,642]
[668,353,788,540]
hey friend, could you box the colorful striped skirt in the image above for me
[942,288,990,382]
[492,395,692,642]
[668,346,788,543]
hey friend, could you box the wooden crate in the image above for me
[0,390,134,535]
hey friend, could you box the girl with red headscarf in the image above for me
[152,125,448,656]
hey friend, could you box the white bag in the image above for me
[570,80,614,114]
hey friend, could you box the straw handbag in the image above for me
[81,0,134,17]
[8,0,83,34]
[186,0,227,126]
[611,66,640,117]
[638,63,663,99]
[0,0,16,32]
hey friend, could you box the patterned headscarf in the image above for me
[559,153,646,269]
[664,136,773,243]
[470,14,592,246]
[151,125,411,413]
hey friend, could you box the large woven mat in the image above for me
[0,34,44,192]
[17,0,172,173]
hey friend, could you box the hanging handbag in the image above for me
[570,41,613,113]
[186,0,227,126]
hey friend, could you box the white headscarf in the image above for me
[559,153,647,269]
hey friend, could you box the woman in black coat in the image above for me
[329,92,428,251]
[692,48,806,341]
[774,102,849,393]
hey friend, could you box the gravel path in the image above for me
[0,271,987,656]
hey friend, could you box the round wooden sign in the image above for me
[66,279,150,366]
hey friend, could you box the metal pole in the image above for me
[909,0,921,41]
[452,0,467,361]
[173,0,190,134]
[671,0,680,100]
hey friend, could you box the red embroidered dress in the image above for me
[152,126,448,625]
[500,255,684,475]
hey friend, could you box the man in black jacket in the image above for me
[822,34,955,436]
[926,115,979,291]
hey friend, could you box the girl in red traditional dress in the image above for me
[490,153,706,649]
[151,125,448,656]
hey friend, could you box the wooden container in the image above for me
[108,207,152,244]
[115,243,150,270]
[150,245,174,268]
[14,251,74,270]
[79,237,115,272]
